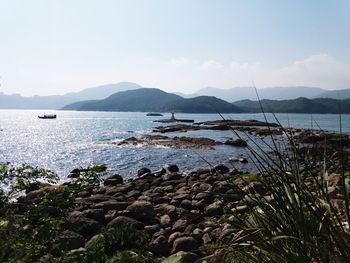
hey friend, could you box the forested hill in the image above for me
[233,97,350,114]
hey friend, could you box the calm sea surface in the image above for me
[0,110,349,179]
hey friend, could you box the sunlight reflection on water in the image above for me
[0,110,349,179]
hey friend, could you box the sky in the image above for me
[0,0,349,96]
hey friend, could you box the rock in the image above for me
[205,202,224,216]
[225,138,248,147]
[66,212,102,238]
[192,228,203,239]
[229,157,248,163]
[144,224,161,235]
[126,201,155,222]
[154,168,167,176]
[162,251,199,263]
[212,181,232,194]
[229,168,240,176]
[180,199,192,210]
[56,230,85,251]
[172,236,199,253]
[202,232,212,245]
[107,216,144,230]
[104,174,123,186]
[165,164,179,173]
[160,214,172,227]
[85,233,104,250]
[172,219,188,232]
[81,209,105,223]
[150,235,170,256]
[244,182,267,195]
[239,157,248,163]
[193,192,213,204]
[162,173,182,181]
[168,232,182,245]
[212,164,230,174]
[25,182,50,194]
[210,227,222,241]
[94,200,129,212]
[138,167,151,177]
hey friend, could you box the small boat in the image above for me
[146,113,163,116]
[38,114,57,119]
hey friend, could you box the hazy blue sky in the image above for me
[0,0,349,95]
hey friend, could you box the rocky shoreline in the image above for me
[3,121,350,262]
[19,163,251,262]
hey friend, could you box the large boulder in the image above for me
[165,164,179,173]
[138,167,151,177]
[205,202,224,216]
[66,212,102,238]
[103,174,123,186]
[126,201,155,222]
[212,164,230,174]
[150,235,170,256]
[107,216,144,230]
[172,236,199,253]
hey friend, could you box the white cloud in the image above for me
[168,57,191,66]
[200,60,225,71]
[163,54,350,93]
[264,54,350,89]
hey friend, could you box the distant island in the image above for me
[61,88,242,113]
[61,88,350,114]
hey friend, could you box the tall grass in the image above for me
[212,97,350,262]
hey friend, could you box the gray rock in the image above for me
[107,216,144,230]
[212,164,230,174]
[104,174,123,186]
[82,209,105,223]
[162,173,182,181]
[94,200,129,211]
[165,164,179,173]
[205,202,224,216]
[180,199,192,210]
[126,201,155,222]
[150,235,170,256]
[160,214,172,227]
[138,167,151,177]
[172,236,199,253]
[66,212,102,238]
[172,219,188,231]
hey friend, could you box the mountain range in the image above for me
[62,88,350,114]
[181,86,350,102]
[62,88,242,113]
[0,82,349,110]
[233,98,350,114]
[0,82,141,109]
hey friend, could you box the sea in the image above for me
[0,110,349,180]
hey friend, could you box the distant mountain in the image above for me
[63,82,141,100]
[186,86,327,102]
[62,88,242,113]
[316,89,350,99]
[0,82,140,109]
[162,96,242,113]
[233,97,350,114]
